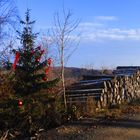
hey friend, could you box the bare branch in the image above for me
[0,0,18,68]
[52,9,80,110]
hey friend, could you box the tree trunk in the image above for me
[61,41,67,110]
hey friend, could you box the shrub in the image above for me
[129,98,140,106]
[86,96,96,117]
[0,71,14,100]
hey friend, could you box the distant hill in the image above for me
[53,67,113,79]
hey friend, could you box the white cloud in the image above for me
[78,22,104,32]
[78,19,140,42]
[95,16,118,21]
[37,16,140,43]
[79,22,104,28]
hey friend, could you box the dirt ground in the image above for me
[44,109,140,140]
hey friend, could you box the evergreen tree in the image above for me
[0,11,59,137]
[13,9,58,96]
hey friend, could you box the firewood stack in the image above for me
[66,66,140,109]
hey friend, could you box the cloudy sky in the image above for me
[16,0,140,69]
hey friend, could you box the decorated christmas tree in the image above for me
[0,10,60,137]
[13,9,58,96]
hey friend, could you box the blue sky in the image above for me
[16,0,140,69]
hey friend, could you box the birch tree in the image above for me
[53,10,79,110]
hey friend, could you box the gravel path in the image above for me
[45,113,140,140]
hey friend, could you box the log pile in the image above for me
[66,66,140,109]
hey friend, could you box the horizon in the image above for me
[15,0,140,69]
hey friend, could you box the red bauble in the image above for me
[45,67,49,75]
[36,58,40,62]
[31,50,35,54]
[42,76,47,81]
[41,50,45,54]
[13,52,20,70]
[47,58,52,66]
[18,100,23,106]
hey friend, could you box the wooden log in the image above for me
[66,100,87,103]
[65,67,140,110]
[103,93,107,107]
[67,82,105,90]
[66,88,102,95]
[83,75,114,80]
[66,92,102,98]
[67,95,100,100]
[97,101,101,109]
[78,78,112,84]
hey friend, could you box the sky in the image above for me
[15,0,140,69]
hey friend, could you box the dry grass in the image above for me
[86,127,140,140]
[45,124,140,140]
[44,102,140,140]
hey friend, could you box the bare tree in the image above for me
[52,10,80,110]
[0,0,17,38]
[0,0,17,67]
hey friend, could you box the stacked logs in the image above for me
[66,66,140,109]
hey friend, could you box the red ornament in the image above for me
[47,58,52,66]
[41,50,45,55]
[18,100,23,106]
[42,76,47,81]
[36,58,40,62]
[45,67,49,75]
[13,52,20,70]
[31,50,35,54]
[44,58,52,76]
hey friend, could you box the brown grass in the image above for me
[45,124,140,140]
[45,101,140,140]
